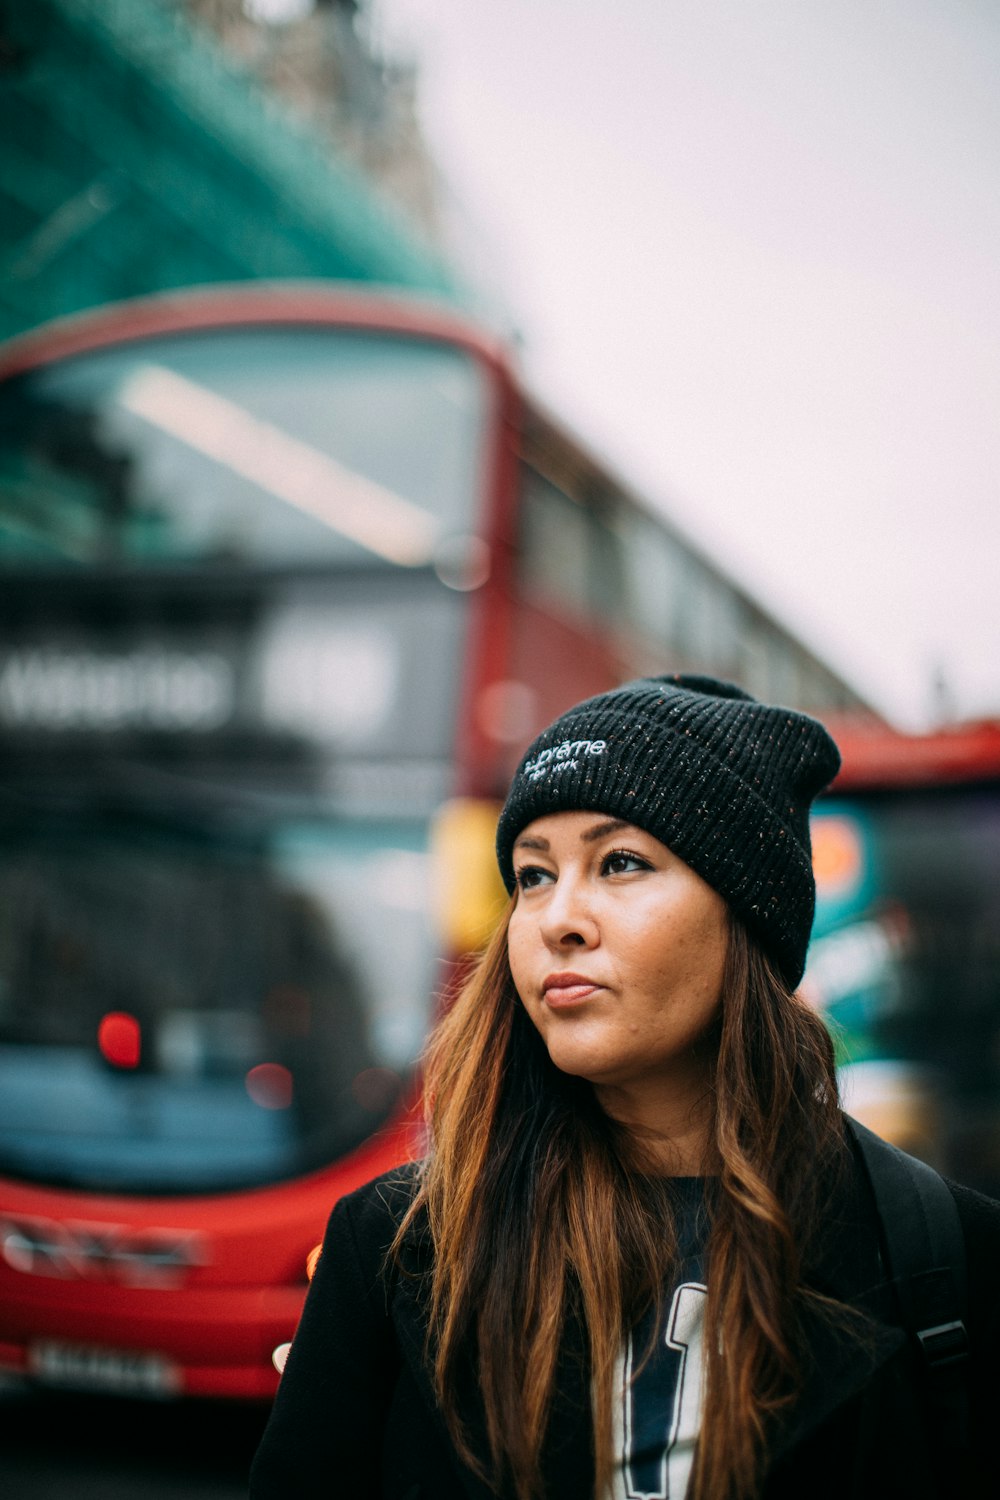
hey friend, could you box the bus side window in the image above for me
[737,613,771,701]
[619,509,683,648]
[588,493,628,628]
[673,562,713,664]
[518,465,590,619]
[517,465,628,632]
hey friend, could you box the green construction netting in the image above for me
[0,0,465,341]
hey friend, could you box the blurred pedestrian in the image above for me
[249,675,1000,1499]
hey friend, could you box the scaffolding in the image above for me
[0,0,462,340]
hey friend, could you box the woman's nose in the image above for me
[538,875,598,949]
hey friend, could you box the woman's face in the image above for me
[507,811,728,1109]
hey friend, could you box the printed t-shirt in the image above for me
[608,1178,711,1500]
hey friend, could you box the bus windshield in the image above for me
[0,322,490,1195]
[806,785,1000,1193]
[0,323,487,570]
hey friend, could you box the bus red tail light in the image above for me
[97,1013,142,1070]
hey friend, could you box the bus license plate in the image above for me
[29,1339,181,1396]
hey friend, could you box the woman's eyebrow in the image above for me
[513,819,634,855]
[581,818,632,843]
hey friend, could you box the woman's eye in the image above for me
[514,864,552,891]
[601,849,651,876]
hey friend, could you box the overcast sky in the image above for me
[379,0,1000,729]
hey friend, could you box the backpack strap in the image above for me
[845,1115,970,1464]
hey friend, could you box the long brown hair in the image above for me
[393,901,844,1500]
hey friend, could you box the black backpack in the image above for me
[846,1116,970,1472]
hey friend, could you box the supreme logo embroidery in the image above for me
[523,738,607,782]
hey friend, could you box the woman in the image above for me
[249,675,1000,1499]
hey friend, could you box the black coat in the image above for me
[249,1138,1000,1499]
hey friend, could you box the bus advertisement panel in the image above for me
[805,722,1000,1196]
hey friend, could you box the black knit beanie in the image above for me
[495,674,841,989]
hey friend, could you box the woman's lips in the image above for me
[542,973,601,1007]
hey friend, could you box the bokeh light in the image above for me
[97,1012,141,1069]
[245,1062,294,1110]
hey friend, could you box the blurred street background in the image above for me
[1,2,999,1493]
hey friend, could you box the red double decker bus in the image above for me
[0,283,867,1404]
